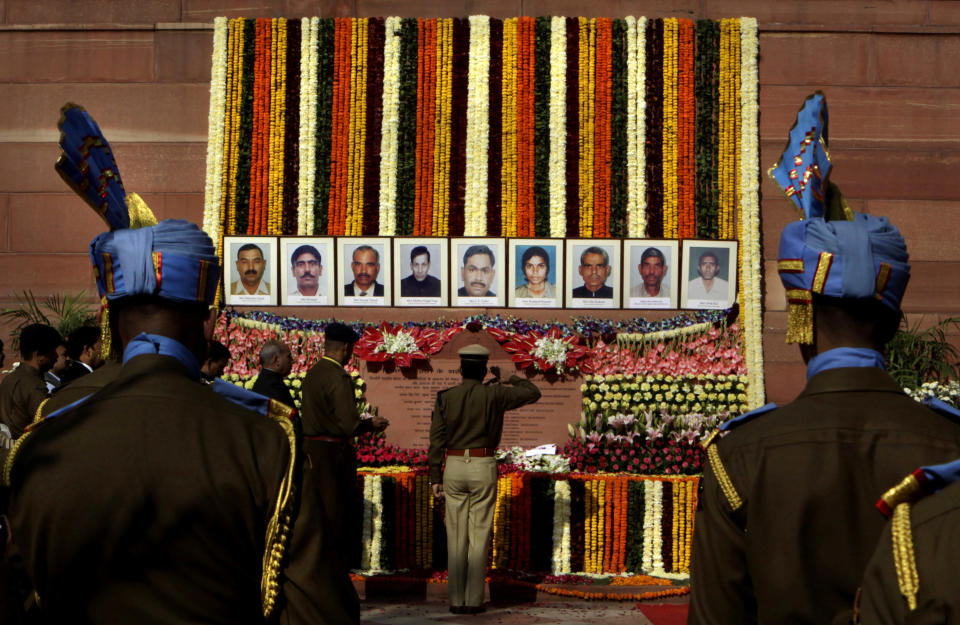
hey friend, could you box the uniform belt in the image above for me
[305,435,348,443]
[446,448,493,457]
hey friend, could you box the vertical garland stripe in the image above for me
[363,17,384,235]
[644,18,663,238]
[234,19,255,235]
[433,18,453,236]
[564,17,579,238]
[297,18,316,234]
[661,17,677,239]
[533,16,551,237]
[695,19,719,239]
[464,15,490,236]
[577,17,594,237]
[396,18,418,236]
[487,18,503,237]
[268,18,287,235]
[327,18,351,235]
[718,18,741,241]
[593,18,612,238]
[414,19,437,236]
[548,16,566,238]
[609,19,627,238]
[282,19,300,235]
[314,18,335,234]
[740,17,765,409]
[203,17,228,251]
[378,17,401,236]
[628,17,647,237]
[345,18,368,236]
[222,18,242,240]
[676,18,695,239]
[516,17,536,237]
[448,17,469,237]
[500,18,518,237]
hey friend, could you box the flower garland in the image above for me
[377,17,401,235]
[551,478,572,573]
[694,19,719,238]
[516,17,536,238]
[644,18,663,237]
[578,17,596,236]
[593,18,612,238]
[642,479,663,573]
[718,18,740,241]
[609,19,627,238]
[313,18,335,234]
[297,18,316,234]
[221,18,244,243]
[414,19,436,236]
[661,17,678,239]
[395,18,418,235]
[548,15,567,237]
[433,18,453,236]
[267,18,287,235]
[676,18,695,239]
[346,18,368,236]
[500,18,518,237]
[464,15,490,235]
[203,17,228,253]
[738,17,764,409]
[487,18,503,236]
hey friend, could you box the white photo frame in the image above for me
[337,237,392,306]
[680,240,738,310]
[507,239,563,308]
[280,237,335,306]
[393,238,448,307]
[565,239,621,309]
[224,236,278,306]
[623,239,679,310]
[450,238,506,307]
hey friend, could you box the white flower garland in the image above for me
[641,479,664,573]
[360,474,375,571]
[738,18,764,409]
[298,17,318,235]
[627,16,647,237]
[548,16,567,237]
[203,17,228,250]
[369,474,384,571]
[551,479,572,574]
[376,330,419,354]
[378,16,402,236]
[463,15,490,236]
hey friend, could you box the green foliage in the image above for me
[1,290,97,349]
[886,316,960,390]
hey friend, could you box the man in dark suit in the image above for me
[343,245,384,297]
[57,326,103,387]
[571,246,613,298]
[251,339,295,409]
[688,92,960,625]
[400,245,442,298]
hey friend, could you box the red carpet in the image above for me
[637,603,689,625]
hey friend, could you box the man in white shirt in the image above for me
[630,247,670,298]
[687,250,728,301]
[230,243,270,295]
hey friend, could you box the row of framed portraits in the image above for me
[224,236,738,311]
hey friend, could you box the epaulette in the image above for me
[701,403,778,512]
[921,396,960,425]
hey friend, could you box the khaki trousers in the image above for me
[443,454,497,607]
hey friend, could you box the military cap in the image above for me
[458,344,490,360]
[324,322,360,344]
[768,92,910,344]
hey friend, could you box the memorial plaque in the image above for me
[361,330,584,449]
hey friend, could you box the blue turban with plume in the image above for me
[56,103,222,355]
[768,92,910,344]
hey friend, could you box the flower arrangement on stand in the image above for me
[490,326,592,375]
[353,322,461,367]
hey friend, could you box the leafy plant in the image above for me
[1,290,98,350]
[886,316,960,390]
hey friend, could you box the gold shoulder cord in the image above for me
[2,429,35,488]
[33,398,50,424]
[701,430,743,511]
[891,502,919,611]
[260,413,298,618]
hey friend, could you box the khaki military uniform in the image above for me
[299,356,373,566]
[0,363,48,439]
[6,353,358,625]
[856,478,960,624]
[689,367,960,625]
[429,375,540,609]
[40,361,122,418]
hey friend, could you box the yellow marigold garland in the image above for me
[433,18,453,236]
[500,18,518,237]
[661,18,678,238]
[718,18,741,241]
[268,19,287,235]
[344,19,368,236]
[223,18,244,241]
[204,17,228,255]
[492,474,512,568]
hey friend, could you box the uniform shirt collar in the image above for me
[122,332,201,380]
[806,347,885,380]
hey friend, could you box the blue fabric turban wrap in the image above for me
[90,219,221,306]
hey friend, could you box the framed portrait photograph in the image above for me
[393,238,448,307]
[680,240,738,310]
[450,238,506,307]
[280,237,335,306]
[224,236,278,306]
[623,239,679,310]
[507,239,563,308]
[337,237,392,306]
[565,239,621,309]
